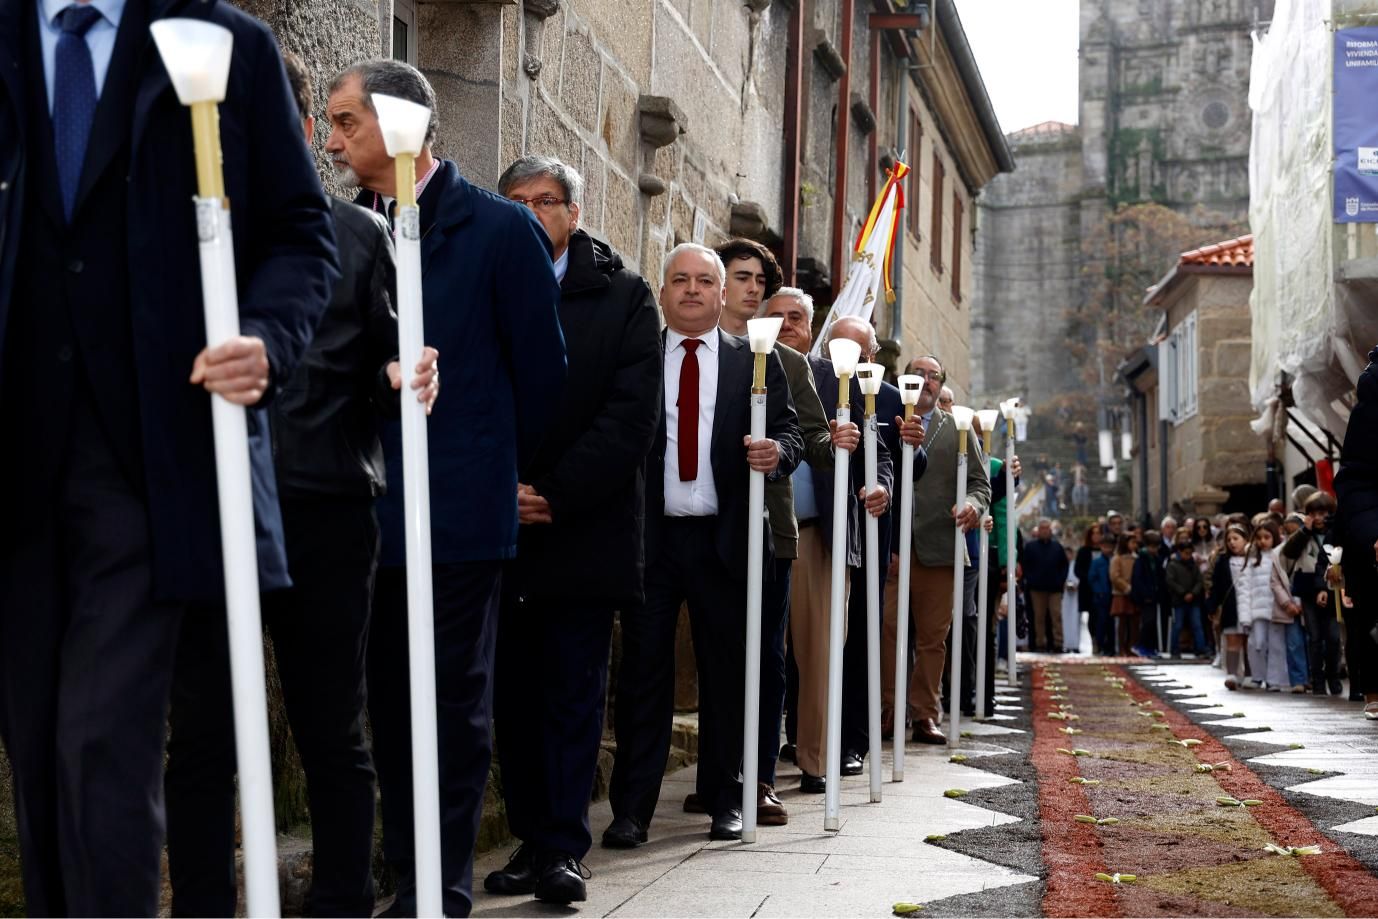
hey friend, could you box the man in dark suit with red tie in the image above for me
[604,243,803,845]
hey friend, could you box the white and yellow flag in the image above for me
[811,161,910,357]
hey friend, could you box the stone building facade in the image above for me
[256,0,1012,399]
[970,0,1272,408]
[1124,235,1265,518]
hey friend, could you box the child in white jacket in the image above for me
[1236,520,1300,690]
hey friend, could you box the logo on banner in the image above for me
[1348,196,1362,217]
[1360,147,1378,175]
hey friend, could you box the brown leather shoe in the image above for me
[912,718,947,745]
[758,783,788,826]
[683,792,706,814]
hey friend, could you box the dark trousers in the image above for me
[165,497,380,918]
[0,395,181,917]
[368,561,503,918]
[611,517,746,826]
[1092,594,1114,655]
[494,591,615,859]
[843,524,892,756]
[759,558,792,785]
[1305,601,1342,690]
[941,569,980,713]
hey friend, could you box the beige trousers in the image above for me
[899,563,954,722]
[1029,590,1063,651]
[789,527,851,777]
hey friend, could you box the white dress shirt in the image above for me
[663,328,720,516]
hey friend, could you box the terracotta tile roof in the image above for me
[1177,234,1254,268]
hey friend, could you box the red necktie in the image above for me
[678,339,701,481]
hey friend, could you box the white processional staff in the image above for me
[823,337,861,832]
[856,363,885,804]
[999,398,1022,688]
[892,374,923,782]
[741,316,783,844]
[149,20,279,917]
[373,92,444,919]
[947,405,975,748]
[973,409,1000,723]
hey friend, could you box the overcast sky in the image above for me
[952,0,1081,135]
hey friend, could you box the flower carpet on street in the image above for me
[1029,662,1378,917]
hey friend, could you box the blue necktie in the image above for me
[53,4,103,221]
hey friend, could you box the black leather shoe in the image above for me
[709,808,744,840]
[601,816,648,849]
[799,771,825,794]
[483,843,543,895]
[534,854,588,904]
[841,750,863,776]
[779,743,797,764]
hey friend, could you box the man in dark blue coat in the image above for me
[322,60,567,918]
[0,0,338,911]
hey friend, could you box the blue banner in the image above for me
[1335,27,1378,222]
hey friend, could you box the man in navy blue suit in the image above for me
[0,0,338,912]
[322,59,567,918]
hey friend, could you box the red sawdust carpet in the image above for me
[1031,662,1378,917]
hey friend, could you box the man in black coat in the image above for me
[484,155,661,905]
[0,0,337,912]
[163,53,438,919]
[1335,346,1378,709]
[605,243,802,845]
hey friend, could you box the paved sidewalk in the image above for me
[472,686,1034,918]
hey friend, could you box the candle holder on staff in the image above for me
[372,92,445,919]
[741,316,783,844]
[823,337,861,833]
[999,398,1022,687]
[974,409,1000,722]
[149,19,279,917]
[947,405,975,748]
[856,362,885,804]
[892,374,923,782]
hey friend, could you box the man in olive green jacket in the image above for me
[893,355,990,743]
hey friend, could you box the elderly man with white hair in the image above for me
[605,244,803,846]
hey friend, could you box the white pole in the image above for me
[742,319,781,843]
[1006,430,1018,687]
[948,447,968,747]
[198,198,281,919]
[395,196,443,919]
[824,401,851,832]
[742,390,767,843]
[893,378,921,782]
[862,398,882,803]
[975,514,991,721]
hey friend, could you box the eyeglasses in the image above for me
[509,195,568,211]
[907,368,945,383]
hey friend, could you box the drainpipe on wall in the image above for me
[830,0,855,297]
[891,60,907,345]
[1159,418,1170,520]
[781,0,805,286]
[1136,391,1150,526]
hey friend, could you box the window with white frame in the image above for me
[1157,310,1199,425]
